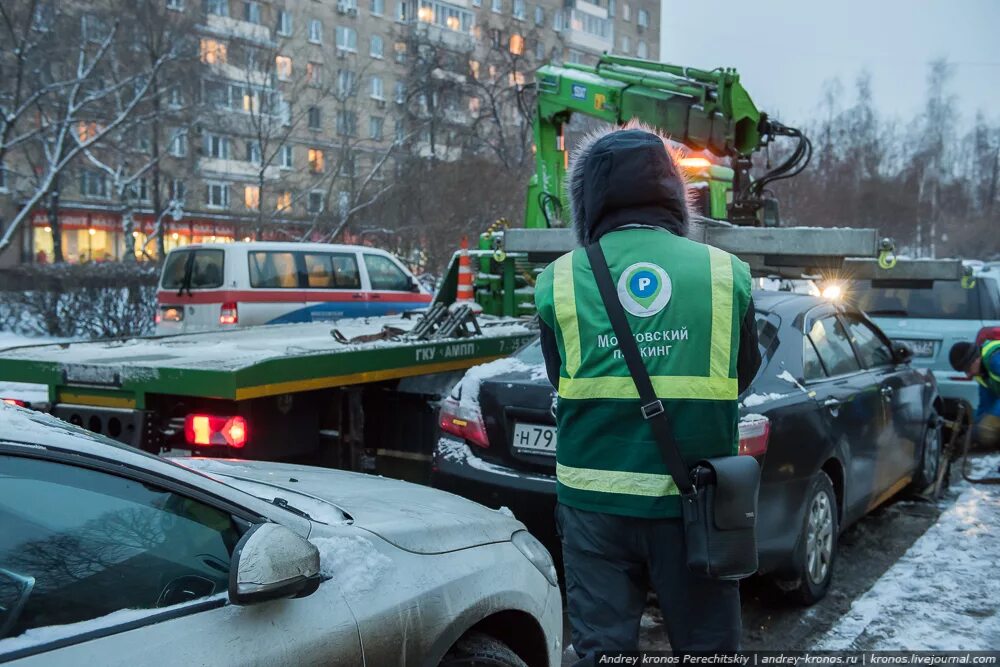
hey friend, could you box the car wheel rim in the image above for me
[923,427,940,483]
[805,491,834,586]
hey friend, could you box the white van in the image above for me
[155,242,431,334]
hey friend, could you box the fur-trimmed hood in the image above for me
[566,121,691,246]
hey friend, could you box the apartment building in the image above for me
[0,0,659,266]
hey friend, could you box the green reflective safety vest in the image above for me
[977,340,1000,395]
[535,228,752,518]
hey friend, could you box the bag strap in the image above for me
[585,242,696,497]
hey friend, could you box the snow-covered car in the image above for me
[0,405,561,666]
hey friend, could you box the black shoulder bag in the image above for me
[585,242,760,580]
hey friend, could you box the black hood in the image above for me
[567,124,690,246]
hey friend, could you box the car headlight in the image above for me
[511,530,558,587]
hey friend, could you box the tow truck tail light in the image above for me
[439,396,490,448]
[220,302,238,325]
[738,415,770,457]
[184,414,248,448]
[975,326,1000,347]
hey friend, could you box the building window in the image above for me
[0,163,6,192]
[416,0,476,30]
[370,34,384,58]
[369,116,384,140]
[395,81,405,104]
[394,120,405,142]
[308,191,325,214]
[622,3,630,20]
[205,133,230,159]
[509,33,524,55]
[534,5,544,25]
[308,148,325,173]
[276,191,292,211]
[336,26,357,51]
[167,0,184,10]
[371,0,384,14]
[607,0,615,16]
[396,0,408,21]
[247,141,261,164]
[337,69,357,97]
[394,41,406,63]
[307,62,322,86]
[370,76,384,100]
[553,9,563,31]
[534,39,544,60]
[243,1,261,23]
[468,96,480,114]
[244,185,260,210]
[275,55,292,80]
[636,40,647,58]
[491,0,502,12]
[338,192,350,218]
[281,145,293,168]
[170,178,186,202]
[620,35,630,54]
[338,0,359,13]
[169,128,187,157]
[308,19,323,43]
[513,0,525,19]
[200,38,227,64]
[80,170,107,198]
[336,110,357,136]
[469,59,480,79]
[205,0,228,16]
[276,9,292,35]
[206,182,230,209]
[637,8,648,27]
[471,0,481,6]
[308,106,321,129]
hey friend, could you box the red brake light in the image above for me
[184,414,248,448]
[220,302,238,325]
[975,326,1000,347]
[738,415,770,456]
[2,398,28,407]
[439,396,490,448]
[155,312,162,324]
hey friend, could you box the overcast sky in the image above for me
[659,0,1000,128]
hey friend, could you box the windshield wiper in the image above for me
[270,496,314,521]
[865,308,909,316]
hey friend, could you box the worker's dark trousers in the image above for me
[556,502,741,664]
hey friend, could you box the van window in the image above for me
[364,254,411,291]
[852,280,983,320]
[303,253,361,289]
[161,249,224,290]
[249,252,299,288]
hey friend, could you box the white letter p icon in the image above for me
[638,277,651,292]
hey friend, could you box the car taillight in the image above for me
[2,398,27,407]
[184,414,248,448]
[439,396,489,448]
[975,326,1000,347]
[738,415,770,456]
[155,312,162,324]
[219,302,238,325]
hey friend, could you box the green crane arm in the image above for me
[524,54,809,228]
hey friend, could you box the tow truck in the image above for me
[0,55,968,481]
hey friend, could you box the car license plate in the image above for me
[899,339,936,358]
[512,423,557,455]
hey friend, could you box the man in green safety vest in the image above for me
[950,339,1000,447]
[534,124,761,661]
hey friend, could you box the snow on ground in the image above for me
[309,535,392,599]
[816,454,1000,651]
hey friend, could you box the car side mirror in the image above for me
[408,276,421,293]
[229,523,321,606]
[893,341,914,364]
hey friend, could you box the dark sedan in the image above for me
[432,291,943,603]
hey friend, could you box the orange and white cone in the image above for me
[454,236,481,312]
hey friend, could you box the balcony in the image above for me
[204,14,273,45]
[197,158,281,181]
[564,7,612,53]
[411,21,476,51]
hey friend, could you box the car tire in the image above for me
[787,471,839,605]
[439,631,529,667]
[908,411,943,494]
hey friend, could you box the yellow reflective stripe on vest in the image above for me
[556,462,680,497]
[554,245,738,401]
[708,246,734,380]
[983,340,1000,384]
[553,253,581,378]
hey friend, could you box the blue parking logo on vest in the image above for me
[617,262,672,317]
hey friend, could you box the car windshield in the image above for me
[850,280,984,319]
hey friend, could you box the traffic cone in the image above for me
[454,236,481,312]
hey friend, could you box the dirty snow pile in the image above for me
[310,535,393,598]
[817,454,1000,650]
[0,332,59,404]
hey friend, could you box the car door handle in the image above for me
[351,293,365,299]
[824,398,842,408]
